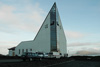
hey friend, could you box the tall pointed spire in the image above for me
[33,2,67,54]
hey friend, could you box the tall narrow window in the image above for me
[26,49,28,53]
[30,49,32,51]
[22,49,24,54]
[19,49,20,54]
[50,7,57,51]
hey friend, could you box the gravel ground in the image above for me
[0,59,100,67]
[50,60,100,67]
[0,59,67,67]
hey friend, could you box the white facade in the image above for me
[15,13,51,56]
[9,3,67,57]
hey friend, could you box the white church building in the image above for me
[8,3,67,57]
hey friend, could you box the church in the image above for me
[8,3,67,57]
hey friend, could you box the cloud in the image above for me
[0,5,16,21]
[65,30,86,39]
[68,46,100,56]
[0,1,46,34]
[67,42,100,56]
[75,50,100,56]
[0,41,19,44]
[68,42,100,47]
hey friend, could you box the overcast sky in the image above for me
[0,0,100,56]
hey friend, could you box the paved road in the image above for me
[0,59,100,67]
[0,59,22,63]
[46,60,100,67]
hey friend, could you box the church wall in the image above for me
[57,14,67,56]
[15,14,51,56]
[15,41,34,56]
[33,13,51,53]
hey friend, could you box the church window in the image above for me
[26,49,28,53]
[30,49,32,51]
[19,49,20,54]
[22,49,24,54]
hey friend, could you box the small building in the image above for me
[8,3,67,57]
[8,47,16,56]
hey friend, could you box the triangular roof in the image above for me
[32,2,66,52]
[34,2,57,40]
